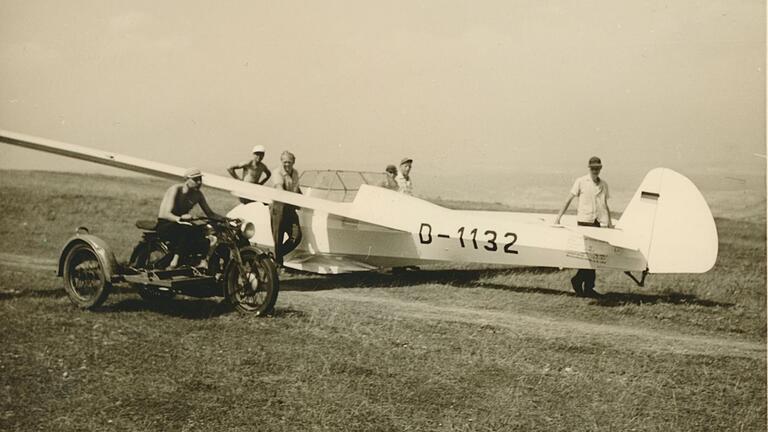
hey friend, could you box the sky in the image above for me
[0,0,765,182]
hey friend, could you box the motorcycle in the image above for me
[59,217,279,315]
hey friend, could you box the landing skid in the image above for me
[624,270,648,287]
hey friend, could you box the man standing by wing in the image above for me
[157,168,225,269]
[554,156,612,297]
[227,145,272,204]
[270,151,303,266]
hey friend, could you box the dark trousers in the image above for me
[156,219,208,263]
[270,203,302,265]
[574,220,601,291]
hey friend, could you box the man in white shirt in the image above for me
[396,157,413,195]
[270,151,303,265]
[554,156,612,297]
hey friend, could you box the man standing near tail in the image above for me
[227,145,272,204]
[554,156,612,297]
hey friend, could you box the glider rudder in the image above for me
[616,168,718,273]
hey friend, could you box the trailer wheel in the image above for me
[62,243,111,309]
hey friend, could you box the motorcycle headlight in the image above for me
[241,221,256,240]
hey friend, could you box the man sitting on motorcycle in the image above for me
[157,168,226,269]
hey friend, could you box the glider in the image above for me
[0,129,718,283]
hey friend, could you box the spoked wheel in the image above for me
[62,243,111,309]
[226,248,279,315]
[129,241,175,302]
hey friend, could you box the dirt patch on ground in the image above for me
[291,290,765,360]
[0,253,57,272]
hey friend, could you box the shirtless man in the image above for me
[157,168,225,269]
[227,145,272,204]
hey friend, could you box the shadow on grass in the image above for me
[270,306,308,319]
[102,297,233,319]
[0,284,143,301]
[103,298,308,320]
[0,288,234,319]
[281,267,734,308]
[591,291,734,308]
[1,267,732,311]
[282,267,563,295]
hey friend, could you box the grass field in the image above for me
[0,171,765,431]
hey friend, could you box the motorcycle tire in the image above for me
[226,248,279,315]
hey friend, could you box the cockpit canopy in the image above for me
[299,170,386,202]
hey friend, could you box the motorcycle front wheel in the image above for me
[225,248,279,315]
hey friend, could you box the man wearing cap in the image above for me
[227,145,272,204]
[396,158,413,195]
[157,168,226,269]
[270,151,303,266]
[554,156,613,297]
[379,165,399,190]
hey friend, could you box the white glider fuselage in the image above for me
[227,188,646,274]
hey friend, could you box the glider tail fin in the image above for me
[616,168,718,273]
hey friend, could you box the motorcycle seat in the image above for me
[135,220,158,231]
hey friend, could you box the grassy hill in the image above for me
[0,171,765,431]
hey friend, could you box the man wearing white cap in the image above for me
[157,168,225,269]
[227,145,272,204]
[554,156,612,297]
[270,151,303,266]
[396,157,413,195]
